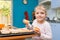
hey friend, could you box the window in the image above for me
[0,0,12,25]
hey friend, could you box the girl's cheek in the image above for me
[42,14,46,17]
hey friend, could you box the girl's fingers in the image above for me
[33,27,40,33]
[23,19,30,24]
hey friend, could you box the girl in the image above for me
[23,5,52,40]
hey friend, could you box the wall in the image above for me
[47,9,56,20]
[13,0,38,28]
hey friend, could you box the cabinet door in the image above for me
[51,0,60,8]
[51,23,60,40]
[13,0,38,28]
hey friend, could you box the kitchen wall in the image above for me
[13,0,38,28]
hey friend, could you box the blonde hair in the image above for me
[34,5,47,15]
[32,5,47,20]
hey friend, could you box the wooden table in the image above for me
[0,34,36,40]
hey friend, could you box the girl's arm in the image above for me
[23,19,33,30]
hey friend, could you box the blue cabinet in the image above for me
[50,23,60,40]
[13,0,38,28]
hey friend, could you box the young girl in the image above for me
[23,5,52,40]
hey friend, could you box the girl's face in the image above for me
[35,9,46,22]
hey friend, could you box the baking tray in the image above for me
[0,31,35,37]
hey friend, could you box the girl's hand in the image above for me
[23,19,30,25]
[33,27,41,36]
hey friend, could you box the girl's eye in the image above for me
[40,12,44,14]
[36,12,39,14]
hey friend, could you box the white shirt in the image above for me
[26,19,52,40]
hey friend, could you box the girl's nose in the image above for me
[38,13,41,16]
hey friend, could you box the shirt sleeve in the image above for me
[40,23,52,40]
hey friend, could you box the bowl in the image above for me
[0,24,5,30]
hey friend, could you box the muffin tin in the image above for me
[0,31,34,37]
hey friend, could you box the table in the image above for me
[0,34,36,40]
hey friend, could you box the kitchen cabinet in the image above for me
[13,0,38,28]
[50,23,60,40]
[51,0,60,8]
